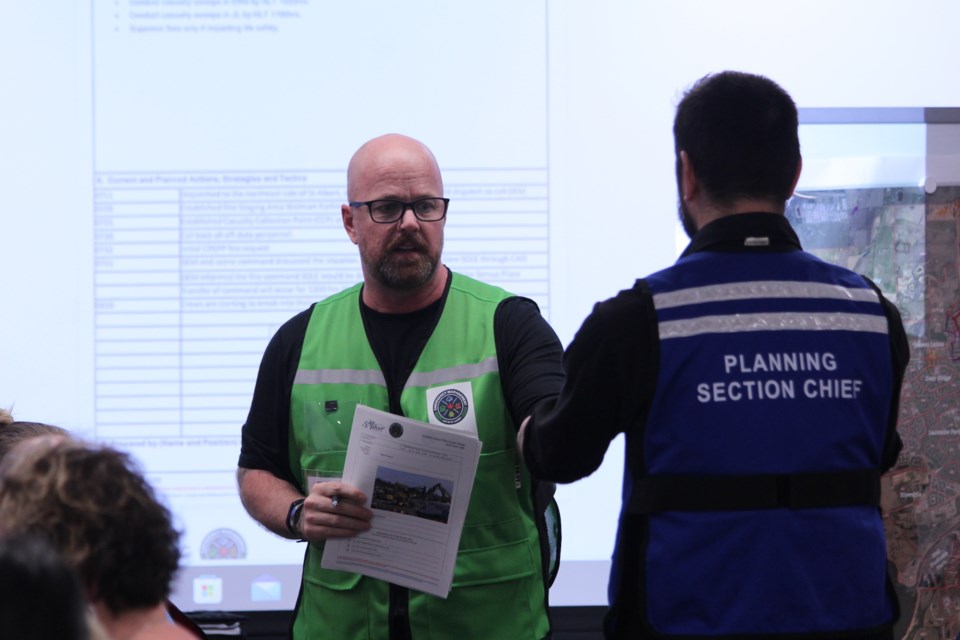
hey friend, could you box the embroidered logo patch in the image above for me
[432,389,468,424]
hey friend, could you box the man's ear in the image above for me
[680,150,698,203]
[788,156,803,196]
[342,203,358,245]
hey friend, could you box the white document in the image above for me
[320,405,481,598]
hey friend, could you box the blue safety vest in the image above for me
[618,249,898,637]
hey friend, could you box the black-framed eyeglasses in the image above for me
[349,197,450,223]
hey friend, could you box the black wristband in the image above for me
[285,498,306,536]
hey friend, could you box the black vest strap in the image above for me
[628,469,881,514]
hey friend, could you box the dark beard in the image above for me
[678,200,698,239]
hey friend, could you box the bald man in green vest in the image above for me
[237,134,563,639]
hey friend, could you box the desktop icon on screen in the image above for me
[250,574,282,602]
[193,575,223,605]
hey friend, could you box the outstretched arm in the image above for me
[521,285,656,483]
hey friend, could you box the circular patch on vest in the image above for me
[200,528,247,560]
[432,389,468,425]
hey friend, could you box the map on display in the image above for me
[787,186,960,640]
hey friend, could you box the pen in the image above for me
[331,495,340,508]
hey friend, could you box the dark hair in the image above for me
[0,533,90,639]
[0,409,69,461]
[0,441,181,615]
[674,70,801,208]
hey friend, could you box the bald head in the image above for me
[346,134,443,201]
[341,133,448,311]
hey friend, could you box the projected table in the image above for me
[92,168,549,438]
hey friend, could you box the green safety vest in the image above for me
[289,273,549,639]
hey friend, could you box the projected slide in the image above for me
[11,1,958,624]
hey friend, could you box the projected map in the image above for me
[788,186,927,337]
[790,186,960,640]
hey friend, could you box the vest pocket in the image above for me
[463,447,524,528]
[302,540,363,588]
[303,400,358,453]
[300,459,346,495]
[301,531,537,590]
[452,537,538,586]
[300,548,372,639]
[420,552,547,639]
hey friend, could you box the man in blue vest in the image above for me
[520,71,908,639]
[237,133,563,639]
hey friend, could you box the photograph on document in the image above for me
[371,467,454,524]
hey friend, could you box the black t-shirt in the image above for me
[238,277,564,492]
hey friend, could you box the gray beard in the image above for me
[375,252,439,291]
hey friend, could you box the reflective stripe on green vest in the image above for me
[290,273,549,640]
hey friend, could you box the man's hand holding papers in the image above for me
[320,405,482,598]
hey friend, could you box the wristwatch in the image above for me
[286,497,306,538]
